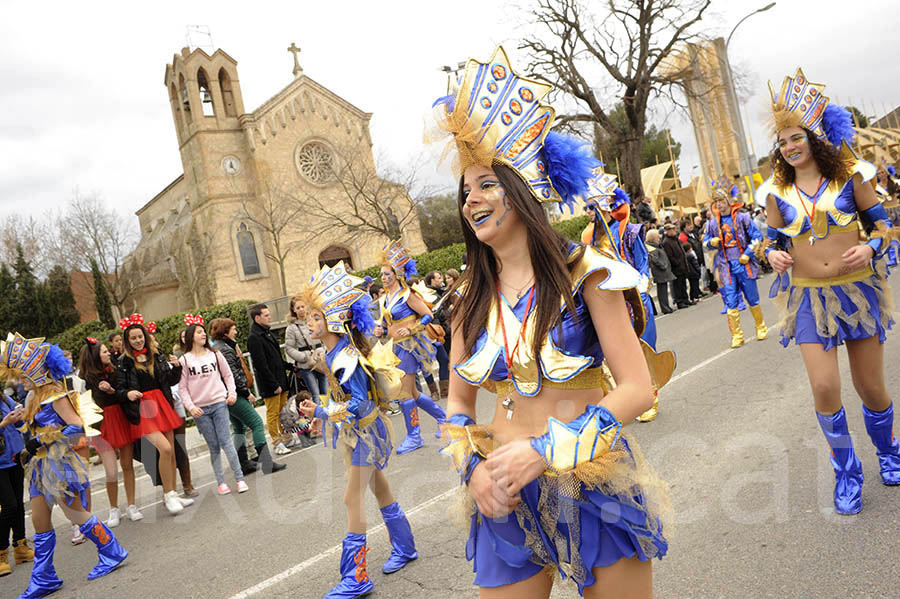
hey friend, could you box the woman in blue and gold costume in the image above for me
[297,263,417,599]
[433,47,670,597]
[372,242,446,454]
[760,68,900,514]
[581,168,670,423]
[0,333,128,598]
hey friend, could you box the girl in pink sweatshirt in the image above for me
[178,317,248,495]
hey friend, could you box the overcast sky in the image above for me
[2,0,898,223]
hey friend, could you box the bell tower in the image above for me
[163,47,255,209]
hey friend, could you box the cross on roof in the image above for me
[287,42,302,77]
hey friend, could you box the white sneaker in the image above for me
[164,490,184,515]
[274,442,290,455]
[106,507,121,528]
[177,494,194,507]
[71,524,85,545]
[284,436,298,448]
[126,505,144,521]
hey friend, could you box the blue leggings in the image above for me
[720,259,760,309]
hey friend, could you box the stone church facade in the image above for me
[122,45,425,320]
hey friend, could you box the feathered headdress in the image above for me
[297,261,374,335]
[429,45,599,210]
[381,240,417,282]
[587,166,631,213]
[0,332,71,387]
[184,313,204,326]
[768,67,855,148]
[711,176,740,204]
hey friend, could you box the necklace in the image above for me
[498,274,535,299]
[497,284,535,420]
[794,176,826,245]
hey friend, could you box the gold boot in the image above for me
[727,309,744,348]
[0,547,10,576]
[13,539,34,564]
[637,391,659,422]
[749,304,768,340]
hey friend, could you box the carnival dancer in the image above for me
[875,164,900,267]
[78,338,143,526]
[372,240,446,454]
[1,333,128,598]
[296,262,417,598]
[115,314,193,515]
[704,177,768,348]
[582,168,669,422]
[760,68,900,514]
[432,46,670,597]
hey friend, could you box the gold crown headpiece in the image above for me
[768,68,829,136]
[297,262,371,334]
[710,176,740,203]
[585,166,619,209]
[0,332,71,387]
[429,46,597,208]
[381,239,417,281]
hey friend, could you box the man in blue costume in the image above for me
[704,177,768,348]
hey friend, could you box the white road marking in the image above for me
[667,347,735,385]
[229,487,458,599]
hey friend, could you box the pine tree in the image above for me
[45,265,81,336]
[0,264,15,333]
[12,244,39,337]
[91,258,115,328]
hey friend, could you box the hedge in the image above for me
[354,216,591,279]
[50,299,258,358]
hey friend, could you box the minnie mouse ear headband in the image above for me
[119,313,157,335]
[184,313,204,326]
[85,337,99,345]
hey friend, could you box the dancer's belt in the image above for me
[792,266,874,288]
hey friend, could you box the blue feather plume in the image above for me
[822,104,856,148]
[44,344,72,381]
[889,166,896,177]
[730,184,739,199]
[404,258,418,281]
[350,296,375,335]
[543,132,600,210]
[432,94,456,112]
[613,187,630,207]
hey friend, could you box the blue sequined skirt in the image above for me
[776,268,893,351]
[25,440,90,509]
[330,411,393,470]
[465,435,669,595]
[394,333,436,375]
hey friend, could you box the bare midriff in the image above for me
[490,386,601,445]
[789,227,867,279]
[387,316,417,340]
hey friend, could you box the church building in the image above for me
[122,44,425,320]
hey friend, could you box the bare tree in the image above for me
[294,140,425,242]
[162,220,220,310]
[55,191,138,315]
[0,214,52,276]
[236,162,310,296]
[520,0,712,198]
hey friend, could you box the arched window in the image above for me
[318,245,353,269]
[179,73,191,116]
[197,68,215,117]
[237,223,261,275]
[218,68,237,117]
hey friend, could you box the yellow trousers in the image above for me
[264,391,288,445]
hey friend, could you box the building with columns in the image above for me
[121,44,424,320]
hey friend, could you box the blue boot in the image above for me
[380,502,418,574]
[323,533,373,599]
[817,408,864,514]
[415,393,446,439]
[862,403,900,485]
[18,530,63,599]
[80,515,128,580]
[395,399,424,454]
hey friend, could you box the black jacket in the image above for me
[85,369,141,427]
[636,202,656,223]
[116,353,183,409]
[661,234,689,276]
[246,322,290,397]
[212,338,250,398]
[647,241,675,283]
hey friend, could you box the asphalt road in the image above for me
[5,271,900,598]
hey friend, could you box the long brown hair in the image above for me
[451,164,582,361]
[772,127,851,187]
[78,340,110,384]
[122,324,159,376]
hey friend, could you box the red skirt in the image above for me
[100,404,136,449]
[130,389,183,437]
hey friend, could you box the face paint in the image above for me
[491,185,511,227]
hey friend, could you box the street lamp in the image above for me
[441,61,466,94]
[723,2,776,203]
